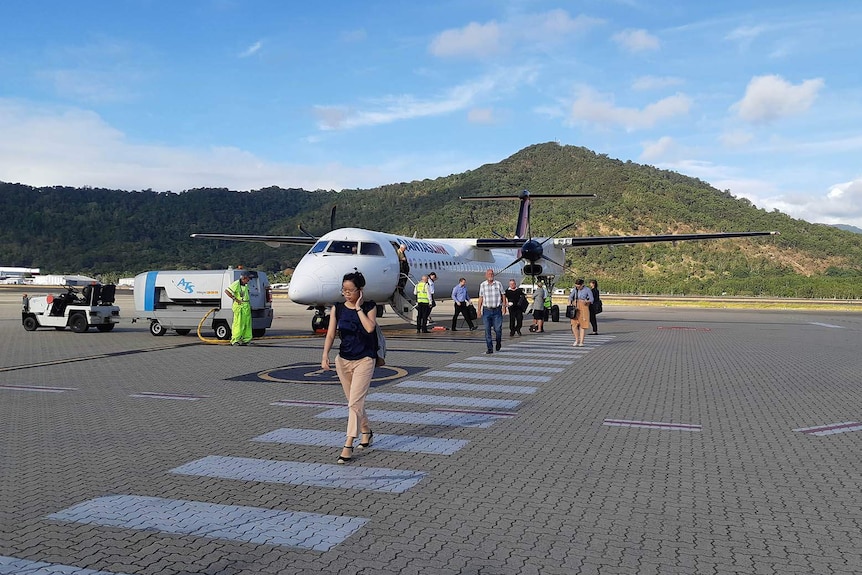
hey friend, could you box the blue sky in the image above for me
[2,1,861,227]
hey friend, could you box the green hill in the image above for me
[3,142,861,298]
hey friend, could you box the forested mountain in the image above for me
[3,142,861,297]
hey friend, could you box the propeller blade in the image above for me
[491,230,508,240]
[298,224,317,239]
[540,222,577,246]
[540,253,567,269]
[329,205,337,231]
[496,257,524,274]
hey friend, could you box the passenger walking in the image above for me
[414,274,431,333]
[529,281,547,333]
[225,272,253,346]
[477,268,507,354]
[589,279,602,334]
[569,278,594,347]
[451,278,476,331]
[321,271,377,464]
[505,279,525,337]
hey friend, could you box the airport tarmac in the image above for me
[2,286,862,575]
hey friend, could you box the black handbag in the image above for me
[595,300,603,314]
[565,305,576,319]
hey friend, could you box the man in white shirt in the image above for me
[477,268,508,354]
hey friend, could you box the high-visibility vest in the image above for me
[543,288,551,309]
[415,282,430,303]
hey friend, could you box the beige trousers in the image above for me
[335,355,375,438]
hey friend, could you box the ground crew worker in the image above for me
[414,274,431,333]
[543,284,552,321]
[225,272,252,345]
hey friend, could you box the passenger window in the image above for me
[327,241,359,254]
[359,242,384,256]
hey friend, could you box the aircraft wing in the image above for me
[190,233,317,247]
[553,230,779,248]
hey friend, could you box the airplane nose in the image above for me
[288,259,343,305]
[287,272,321,303]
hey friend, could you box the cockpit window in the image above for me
[309,241,328,254]
[359,242,384,256]
[326,241,359,254]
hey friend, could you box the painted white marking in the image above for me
[446,362,563,373]
[253,428,468,455]
[808,322,845,329]
[494,351,581,359]
[0,555,134,575]
[367,392,520,409]
[396,380,537,394]
[432,408,518,417]
[793,421,862,436]
[314,407,505,427]
[424,370,550,383]
[0,384,76,393]
[603,419,702,431]
[171,455,426,493]
[130,392,208,401]
[466,356,574,365]
[271,399,346,408]
[46,495,367,551]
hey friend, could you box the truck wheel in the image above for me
[252,328,266,338]
[550,305,560,322]
[23,316,38,331]
[96,324,115,332]
[214,322,231,340]
[175,329,191,336]
[149,321,166,336]
[70,314,89,333]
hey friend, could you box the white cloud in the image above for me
[314,68,534,130]
[733,74,824,124]
[719,130,754,148]
[640,136,678,162]
[612,29,660,53]
[428,10,602,59]
[239,41,262,58]
[0,99,374,192]
[467,107,496,124]
[429,21,503,58]
[631,75,683,91]
[569,88,692,131]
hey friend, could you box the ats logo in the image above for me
[174,278,195,294]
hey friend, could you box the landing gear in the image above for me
[312,306,330,333]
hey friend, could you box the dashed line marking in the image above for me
[603,419,702,431]
[794,421,862,436]
[252,428,468,455]
[0,384,77,393]
[170,455,426,493]
[130,392,208,401]
[46,495,367,551]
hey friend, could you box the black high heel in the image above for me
[337,445,354,464]
[358,430,374,450]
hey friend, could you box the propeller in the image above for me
[497,220,578,275]
[298,205,338,239]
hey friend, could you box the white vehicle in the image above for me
[132,269,273,338]
[22,284,121,333]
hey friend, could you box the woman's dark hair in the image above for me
[342,271,366,289]
[589,279,599,288]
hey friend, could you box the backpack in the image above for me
[374,324,387,367]
[517,293,529,313]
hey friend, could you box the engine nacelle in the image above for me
[523,264,543,276]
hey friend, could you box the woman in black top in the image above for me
[504,279,525,337]
[321,271,377,464]
[589,279,601,335]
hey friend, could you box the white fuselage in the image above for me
[287,227,564,307]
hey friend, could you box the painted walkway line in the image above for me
[603,419,702,432]
[445,362,563,374]
[253,428,469,455]
[466,355,575,365]
[396,380,537,394]
[315,407,508,428]
[170,455,426,494]
[808,322,845,329]
[0,384,77,393]
[494,351,582,359]
[0,555,134,575]
[421,370,550,383]
[794,421,862,436]
[46,494,367,551]
[367,392,520,409]
[130,391,208,401]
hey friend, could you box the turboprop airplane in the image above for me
[191,190,778,331]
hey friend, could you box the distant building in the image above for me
[37,274,98,286]
[0,266,40,280]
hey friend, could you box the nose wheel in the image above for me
[312,307,330,333]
